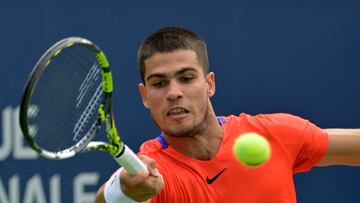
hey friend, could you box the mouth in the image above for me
[167,107,190,118]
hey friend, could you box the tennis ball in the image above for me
[233,132,271,166]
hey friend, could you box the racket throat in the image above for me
[114,144,126,158]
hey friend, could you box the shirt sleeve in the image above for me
[256,113,328,173]
[292,120,328,173]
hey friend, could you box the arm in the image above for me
[317,129,360,166]
[95,155,163,203]
[96,184,152,203]
[96,184,106,203]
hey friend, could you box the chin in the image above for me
[164,124,201,137]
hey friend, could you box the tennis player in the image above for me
[96,26,360,203]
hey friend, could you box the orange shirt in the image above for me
[138,113,328,203]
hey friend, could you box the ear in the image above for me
[138,83,149,109]
[206,72,216,97]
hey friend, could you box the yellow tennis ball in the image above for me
[233,132,271,166]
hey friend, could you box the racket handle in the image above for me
[113,145,147,175]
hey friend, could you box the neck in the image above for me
[164,111,223,160]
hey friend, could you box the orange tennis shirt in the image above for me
[138,113,328,203]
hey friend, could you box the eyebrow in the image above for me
[145,67,199,82]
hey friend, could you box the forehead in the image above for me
[143,49,203,77]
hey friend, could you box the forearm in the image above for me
[317,128,360,166]
[95,184,106,203]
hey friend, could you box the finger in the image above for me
[138,155,160,177]
[120,168,149,186]
[152,174,164,193]
[151,168,160,177]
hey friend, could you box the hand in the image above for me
[120,155,164,202]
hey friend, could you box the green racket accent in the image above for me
[95,104,122,155]
[87,143,120,154]
[45,59,51,67]
[103,116,122,155]
[97,51,113,93]
[98,104,106,122]
[109,119,121,146]
[45,47,64,67]
[54,49,62,56]
[85,133,120,154]
[96,51,110,68]
[101,71,113,93]
[66,42,75,47]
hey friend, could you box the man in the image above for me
[96,26,360,202]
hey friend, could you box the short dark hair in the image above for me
[137,26,209,84]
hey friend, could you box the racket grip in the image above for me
[113,145,147,175]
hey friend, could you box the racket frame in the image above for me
[20,37,147,174]
[19,37,119,159]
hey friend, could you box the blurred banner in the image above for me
[1,106,102,202]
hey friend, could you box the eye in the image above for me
[151,80,167,88]
[180,76,195,83]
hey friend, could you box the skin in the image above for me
[96,49,360,203]
[318,129,360,166]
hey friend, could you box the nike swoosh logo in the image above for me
[206,168,227,184]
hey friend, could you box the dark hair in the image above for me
[137,26,209,84]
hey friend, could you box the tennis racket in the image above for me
[19,37,147,175]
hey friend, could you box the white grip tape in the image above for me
[114,144,147,175]
[104,168,134,203]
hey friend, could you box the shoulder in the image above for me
[255,113,308,122]
[221,112,304,121]
[225,113,309,128]
[255,113,310,129]
[220,113,316,139]
[138,138,165,155]
[221,112,307,126]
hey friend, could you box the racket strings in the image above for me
[76,63,100,108]
[28,44,104,152]
[73,82,102,141]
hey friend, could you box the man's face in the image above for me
[139,49,215,137]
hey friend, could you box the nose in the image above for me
[166,81,183,101]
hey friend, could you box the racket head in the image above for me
[19,37,113,159]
